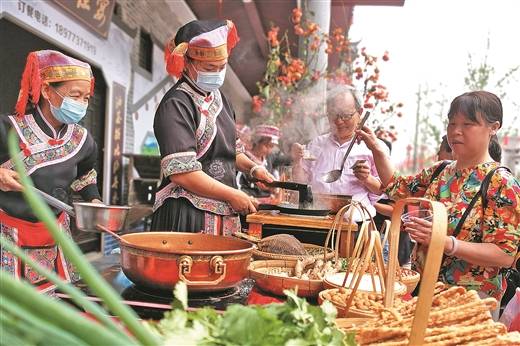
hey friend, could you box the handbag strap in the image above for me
[452,166,510,238]
[429,160,451,185]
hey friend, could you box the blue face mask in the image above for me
[48,88,88,124]
[194,66,227,92]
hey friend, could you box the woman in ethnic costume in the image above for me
[238,125,281,198]
[0,50,102,293]
[151,20,273,235]
[358,90,519,319]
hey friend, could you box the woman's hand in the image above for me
[0,168,23,192]
[228,189,257,215]
[403,217,434,245]
[252,166,274,183]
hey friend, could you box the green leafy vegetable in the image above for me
[146,282,347,346]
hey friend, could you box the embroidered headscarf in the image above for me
[253,125,281,145]
[164,19,239,78]
[15,50,94,117]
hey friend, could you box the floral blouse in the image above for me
[385,161,520,300]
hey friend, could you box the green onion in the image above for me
[7,130,158,345]
[0,235,134,343]
[0,310,41,346]
[1,295,88,346]
[0,270,130,345]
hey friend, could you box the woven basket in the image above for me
[252,243,335,261]
[248,259,324,297]
[318,288,379,319]
[323,272,407,297]
[335,317,372,330]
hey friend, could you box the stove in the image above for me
[59,261,254,320]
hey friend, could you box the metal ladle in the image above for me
[321,111,371,183]
[33,187,76,217]
[33,187,129,244]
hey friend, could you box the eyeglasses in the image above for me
[328,110,358,121]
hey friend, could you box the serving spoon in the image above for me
[321,111,371,183]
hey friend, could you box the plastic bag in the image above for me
[500,288,520,332]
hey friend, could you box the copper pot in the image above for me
[313,194,352,213]
[119,232,254,292]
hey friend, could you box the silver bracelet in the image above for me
[249,164,263,178]
[445,236,458,256]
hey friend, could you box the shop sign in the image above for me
[51,0,115,38]
[110,82,126,204]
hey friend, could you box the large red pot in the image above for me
[119,232,254,292]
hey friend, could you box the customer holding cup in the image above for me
[357,91,519,318]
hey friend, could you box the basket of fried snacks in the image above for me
[248,257,343,297]
[340,284,520,345]
[319,287,406,318]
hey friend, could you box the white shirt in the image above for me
[303,133,389,220]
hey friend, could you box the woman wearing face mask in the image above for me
[0,50,102,292]
[152,20,273,235]
[357,91,519,319]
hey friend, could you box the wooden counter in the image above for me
[246,211,358,257]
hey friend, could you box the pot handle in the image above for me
[178,255,227,286]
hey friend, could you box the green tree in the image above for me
[464,37,519,137]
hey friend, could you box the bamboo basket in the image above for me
[252,243,335,261]
[318,288,379,318]
[379,218,421,294]
[391,198,448,345]
[248,202,365,298]
[323,271,407,296]
[233,231,336,261]
[317,202,402,318]
[330,198,448,342]
[321,229,394,319]
[248,259,323,297]
[335,317,373,330]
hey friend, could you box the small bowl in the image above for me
[73,202,130,233]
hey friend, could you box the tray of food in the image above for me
[248,257,343,297]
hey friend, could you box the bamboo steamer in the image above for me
[248,259,323,297]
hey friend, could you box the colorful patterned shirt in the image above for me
[385,161,520,300]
